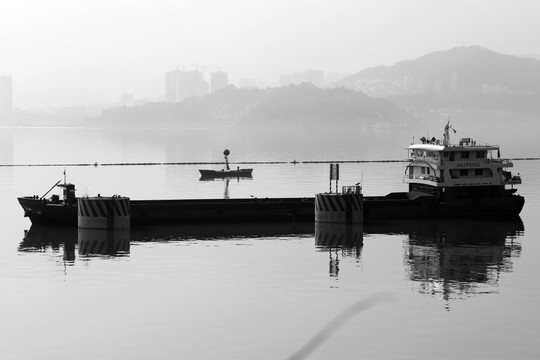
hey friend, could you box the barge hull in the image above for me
[18,190,524,227]
[18,197,315,227]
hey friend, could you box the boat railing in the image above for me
[488,158,512,165]
[409,157,442,165]
[404,174,441,183]
[341,185,363,194]
[502,172,522,185]
[504,177,522,185]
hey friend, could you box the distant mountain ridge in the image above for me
[92,46,540,128]
[332,46,540,115]
[95,84,412,128]
[337,46,540,94]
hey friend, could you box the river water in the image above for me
[1,121,539,360]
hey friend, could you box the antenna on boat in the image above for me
[443,119,456,146]
[63,169,66,184]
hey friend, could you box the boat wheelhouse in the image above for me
[403,122,523,216]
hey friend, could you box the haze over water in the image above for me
[1,119,539,359]
[2,0,540,357]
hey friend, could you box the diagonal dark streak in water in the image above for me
[287,293,397,360]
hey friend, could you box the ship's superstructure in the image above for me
[404,122,522,214]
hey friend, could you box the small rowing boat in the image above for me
[199,149,253,178]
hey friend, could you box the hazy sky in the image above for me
[1,0,539,108]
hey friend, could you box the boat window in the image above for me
[449,152,455,161]
[443,152,448,158]
[476,151,486,159]
[460,169,468,176]
[475,169,483,176]
[461,151,470,159]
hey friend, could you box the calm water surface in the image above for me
[1,124,540,360]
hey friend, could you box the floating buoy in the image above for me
[78,196,130,229]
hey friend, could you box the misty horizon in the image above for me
[1,0,540,108]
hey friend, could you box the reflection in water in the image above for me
[19,217,523,303]
[315,222,364,277]
[198,176,253,199]
[19,227,78,263]
[20,226,131,263]
[78,228,130,257]
[366,218,524,307]
[133,221,313,241]
[19,222,315,264]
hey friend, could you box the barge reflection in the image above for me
[19,227,131,260]
[19,221,315,264]
[315,222,364,277]
[19,217,523,300]
[366,218,524,306]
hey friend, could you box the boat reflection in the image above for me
[19,226,78,262]
[133,221,313,241]
[315,222,364,277]
[19,221,315,264]
[365,217,524,306]
[78,228,130,257]
[20,217,523,301]
[19,227,131,261]
[198,177,253,199]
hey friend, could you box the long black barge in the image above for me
[17,196,315,227]
[18,188,524,227]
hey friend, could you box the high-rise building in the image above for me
[210,71,228,93]
[165,68,210,102]
[0,75,13,123]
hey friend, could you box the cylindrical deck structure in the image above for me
[315,187,363,224]
[78,196,130,229]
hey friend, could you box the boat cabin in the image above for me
[404,123,521,192]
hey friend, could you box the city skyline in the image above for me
[1,0,540,108]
